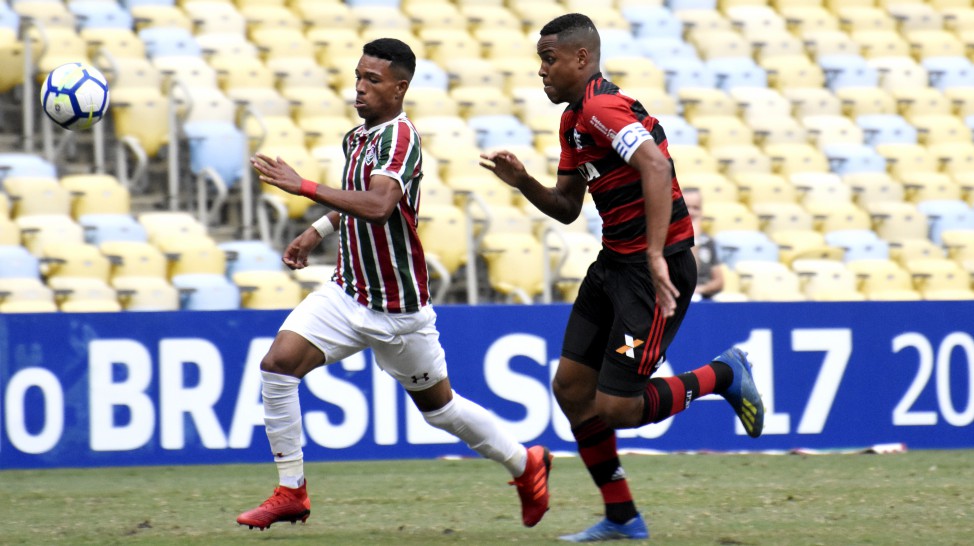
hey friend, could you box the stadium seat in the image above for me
[680,172,739,204]
[138,27,201,59]
[904,258,973,297]
[823,144,887,175]
[110,87,170,157]
[480,232,545,304]
[655,116,698,146]
[417,203,469,280]
[911,115,970,145]
[623,5,683,39]
[916,199,974,244]
[0,245,41,280]
[891,87,952,120]
[16,214,86,256]
[707,57,768,91]
[636,37,699,64]
[923,56,974,92]
[713,229,780,270]
[856,114,917,146]
[848,259,921,300]
[702,202,760,234]
[468,115,534,149]
[3,177,71,218]
[0,217,20,246]
[100,241,168,280]
[873,143,937,178]
[172,273,241,310]
[734,173,797,206]
[669,145,720,174]
[39,242,111,284]
[62,175,131,218]
[825,229,891,262]
[867,202,929,242]
[603,57,666,89]
[763,57,827,91]
[791,172,853,206]
[807,202,873,233]
[182,120,247,187]
[890,237,945,266]
[792,260,865,301]
[112,276,180,311]
[234,270,303,310]
[693,116,754,149]
[219,240,285,277]
[803,115,865,149]
[765,143,831,175]
[743,267,806,301]
[771,229,843,264]
[819,55,880,90]
[79,214,147,246]
[941,229,974,262]
[752,202,814,233]
[50,277,121,311]
[900,173,963,204]
[130,4,192,31]
[677,88,738,122]
[0,278,58,313]
[656,57,717,95]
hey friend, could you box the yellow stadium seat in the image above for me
[941,229,974,262]
[459,4,520,33]
[234,270,303,310]
[405,90,461,119]
[17,214,85,256]
[772,229,844,264]
[749,116,807,146]
[907,30,965,60]
[703,201,761,234]
[867,202,929,242]
[100,241,169,280]
[842,173,905,207]
[680,172,740,204]
[904,258,972,295]
[838,7,896,33]
[138,211,207,244]
[791,172,853,206]
[696,30,753,60]
[873,57,930,92]
[475,28,534,61]
[61,175,130,218]
[39,242,111,284]
[417,203,469,277]
[763,57,826,90]
[711,145,774,176]
[130,4,192,31]
[184,1,247,34]
[111,87,170,157]
[893,87,952,120]
[836,87,897,117]
[678,88,739,122]
[419,28,482,64]
[847,259,922,300]
[444,58,505,89]
[83,28,146,60]
[890,237,945,265]
[0,278,58,313]
[752,32,807,64]
[251,28,315,62]
[3,177,71,218]
[807,201,873,233]
[49,277,122,313]
[155,235,227,278]
[113,276,180,311]
[911,115,970,146]
[781,6,839,34]
[784,88,842,118]
[480,232,545,304]
[693,116,754,149]
[753,202,815,233]
[795,260,866,301]
[604,57,666,90]
[852,30,910,58]
[290,1,353,30]
[900,172,963,203]
[802,114,864,149]
[745,267,807,301]
[929,142,974,177]
[734,173,798,205]
[240,5,301,34]
[669,145,720,174]
[802,30,861,58]
[765,143,831,175]
[451,86,514,118]
[874,143,938,178]
[625,87,678,116]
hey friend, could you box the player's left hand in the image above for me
[648,254,679,318]
[251,154,302,194]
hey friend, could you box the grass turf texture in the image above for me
[2,450,971,545]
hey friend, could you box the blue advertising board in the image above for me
[1,301,972,469]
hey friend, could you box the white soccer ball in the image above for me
[39,62,110,131]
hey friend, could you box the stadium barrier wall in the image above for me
[1,301,972,469]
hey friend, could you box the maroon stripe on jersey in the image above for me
[639,305,666,375]
[384,122,414,174]
[347,223,370,307]
[399,204,431,304]
[369,225,403,313]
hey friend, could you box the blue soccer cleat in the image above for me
[558,514,650,542]
[714,347,765,438]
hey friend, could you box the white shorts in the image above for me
[279,282,448,391]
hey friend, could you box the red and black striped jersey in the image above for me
[557,73,694,258]
[333,113,430,313]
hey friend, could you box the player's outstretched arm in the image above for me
[480,150,586,224]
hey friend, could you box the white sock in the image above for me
[261,371,305,488]
[422,391,528,477]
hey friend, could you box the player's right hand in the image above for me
[281,227,323,270]
[480,150,527,188]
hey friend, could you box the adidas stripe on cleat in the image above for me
[510,445,552,527]
[236,481,311,531]
[714,347,765,438]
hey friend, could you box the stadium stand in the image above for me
[2,0,974,310]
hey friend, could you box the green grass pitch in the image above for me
[2,450,971,545]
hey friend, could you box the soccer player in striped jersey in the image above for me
[237,38,551,532]
[481,14,765,542]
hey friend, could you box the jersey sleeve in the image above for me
[556,111,577,175]
[374,120,421,191]
[580,95,654,164]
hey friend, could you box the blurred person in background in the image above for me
[683,188,724,300]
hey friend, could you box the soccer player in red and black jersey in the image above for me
[482,14,765,542]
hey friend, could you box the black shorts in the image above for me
[562,249,696,397]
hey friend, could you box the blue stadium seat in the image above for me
[917,200,974,244]
[818,55,880,90]
[0,2,19,29]
[79,214,149,245]
[656,57,717,95]
[706,57,768,91]
[823,144,887,175]
[412,59,449,90]
[69,1,133,29]
[182,120,247,188]
[623,6,683,40]
[122,0,176,6]
[0,245,41,279]
[138,27,201,58]
[668,0,718,9]
[218,240,285,277]
[468,115,534,148]
[825,229,890,262]
[0,154,57,181]
[599,29,643,61]
[922,57,974,91]
[172,273,241,310]
[713,230,779,269]
[636,37,698,63]
[655,115,698,145]
[856,114,918,146]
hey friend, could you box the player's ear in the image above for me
[395,79,410,100]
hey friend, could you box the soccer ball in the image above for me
[39,62,110,131]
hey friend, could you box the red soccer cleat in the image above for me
[510,445,553,527]
[236,481,311,531]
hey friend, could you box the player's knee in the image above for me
[595,396,642,429]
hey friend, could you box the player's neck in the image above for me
[363,109,403,130]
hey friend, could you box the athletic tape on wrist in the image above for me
[312,216,334,238]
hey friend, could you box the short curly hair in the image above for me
[362,38,416,82]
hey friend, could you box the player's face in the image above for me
[537,35,584,104]
[354,55,406,128]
